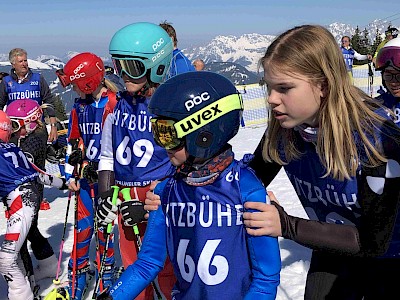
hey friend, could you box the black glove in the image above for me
[81,163,98,183]
[120,200,147,226]
[68,148,83,167]
[46,144,59,164]
[97,189,120,226]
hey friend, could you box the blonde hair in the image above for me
[103,78,119,93]
[261,24,394,180]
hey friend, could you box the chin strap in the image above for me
[131,82,150,97]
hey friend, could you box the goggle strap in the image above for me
[174,93,243,138]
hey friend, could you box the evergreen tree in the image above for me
[371,28,383,56]
[53,94,68,121]
[351,26,362,51]
[351,26,372,66]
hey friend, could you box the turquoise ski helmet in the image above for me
[109,22,173,84]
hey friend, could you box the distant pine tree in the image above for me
[53,94,68,121]
[371,28,383,57]
[351,26,371,66]
[351,26,362,51]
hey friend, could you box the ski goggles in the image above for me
[383,70,400,83]
[112,57,148,79]
[375,46,400,70]
[56,68,70,88]
[151,93,244,150]
[150,118,185,150]
[10,108,42,132]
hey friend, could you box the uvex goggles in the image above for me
[112,56,148,79]
[151,93,243,150]
[10,109,42,133]
[375,46,400,70]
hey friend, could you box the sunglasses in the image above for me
[375,46,400,70]
[150,118,185,150]
[383,71,400,83]
[112,57,148,80]
[10,108,42,132]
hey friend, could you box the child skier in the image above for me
[97,71,281,300]
[96,22,177,300]
[55,52,118,300]
[6,99,63,290]
[0,110,66,300]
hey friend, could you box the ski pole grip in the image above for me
[120,187,131,201]
[120,188,141,234]
[107,185,119,233]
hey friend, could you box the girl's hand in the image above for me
[68,179,80,192]
[243,191,282,237]
[144,181,161,219]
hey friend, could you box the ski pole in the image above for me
[120,188,163,300]
[53,190,73,285]
[90,182,103,292]
[71,188,79,299]
[91,185,119,300]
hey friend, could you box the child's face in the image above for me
[383,67,400,98]
[122,73,147,94]
[264,68,323,128]
[166,147,189,167]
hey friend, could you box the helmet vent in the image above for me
[196,131,213,148]
[156,65,165,75]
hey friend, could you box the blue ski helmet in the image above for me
[149,71,244,159]
[109,22,173,84]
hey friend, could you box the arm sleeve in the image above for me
[248,131,282,186]
[242,169,280,299]
[39,74,56,117]
[0,81,7,110]
[108,207,167,300]
[64,110,81,181]
[98,113,114,172]
[353,50,368,61]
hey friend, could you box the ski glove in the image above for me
[81,163,98,183]
[97,190,120,226]
[120,200,147,227]
[67,148,83,167]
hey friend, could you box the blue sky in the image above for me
[1,0,399,58]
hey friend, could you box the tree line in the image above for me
[350,26,383,65]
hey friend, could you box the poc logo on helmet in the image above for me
[70,63,86,81]
[152,38,164,51]
[184,92,211,111]
[70,73,86,81]
[152,49,165,62]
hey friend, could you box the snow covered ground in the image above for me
[0,124,312,300]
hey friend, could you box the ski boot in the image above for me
[94,262,115,292]
[68,265,92,300]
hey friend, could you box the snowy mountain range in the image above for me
[0,19,397,109]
